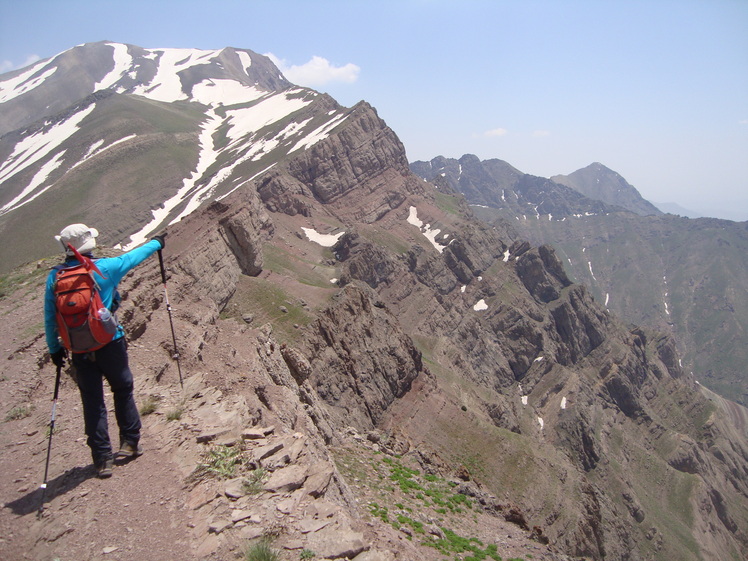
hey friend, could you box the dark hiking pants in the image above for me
[72,338,141,464]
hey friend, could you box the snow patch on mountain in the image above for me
[223,90,311,148]
[69,135,137,172]
[290,111,349,153]
[94,42,132,92]
[83,140,105,159]
[218,164,277,201]
[407,206,449,253]
[0,59,57,103]
[191,79,265,106]
[132,48,222,103]
[662,275,671,316]
[0,151,65,214]
[587,261,597,280]
[236,51,252,75]
[0,103,95,213]
[301,227,345,247]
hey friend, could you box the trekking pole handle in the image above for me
[157,249,167,285]
[52,363,61,402]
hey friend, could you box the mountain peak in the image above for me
[0,41,292,136]
[551,163,662,216]
[0,41,353,266]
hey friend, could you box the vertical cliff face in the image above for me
[298,284,427,430]
[162,188,274,312]
[286,102,411,203]
[259,101,426,224]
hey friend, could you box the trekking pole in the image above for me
[158,249,183,390]
[38,363,62,517]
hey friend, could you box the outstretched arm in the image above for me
[99,238,164,282]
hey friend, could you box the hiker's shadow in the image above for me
[3,465,96,516]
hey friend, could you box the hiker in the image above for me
[44,224,165,478]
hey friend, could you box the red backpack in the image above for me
[53,244,116,353]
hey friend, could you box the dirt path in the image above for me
[1,362,199,561]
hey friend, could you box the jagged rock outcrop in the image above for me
[169,189,273,310]
[336,231,399,289]
[288,102,409,202]
[254,101,426,227]
[516,245,572,303]
[298,284,427,430]
[549,285,609,366]
[256,170,314,216]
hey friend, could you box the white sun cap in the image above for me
[55,223,99,255]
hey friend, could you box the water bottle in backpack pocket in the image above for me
[98,307,118,334]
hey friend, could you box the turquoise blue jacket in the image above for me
[45,239,162,354]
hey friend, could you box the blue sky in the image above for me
[1,0,747,219]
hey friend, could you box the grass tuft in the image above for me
[139,395,160,416]
[5,404,33,421]
[166,405,184,421]
[242,468,267,495]
[244,538,280,561]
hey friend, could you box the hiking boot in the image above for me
[115,440,143,460]
[96,457,114,478]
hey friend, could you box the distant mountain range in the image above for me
[411,155,748,406]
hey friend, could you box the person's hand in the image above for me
[51,349,67,368]
[152,232,167,249]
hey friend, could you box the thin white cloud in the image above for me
[266,53,360,87]
[0,54,42,74]
[532,130,551,137]
[484,127,508,137]
[739,119,748,125]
